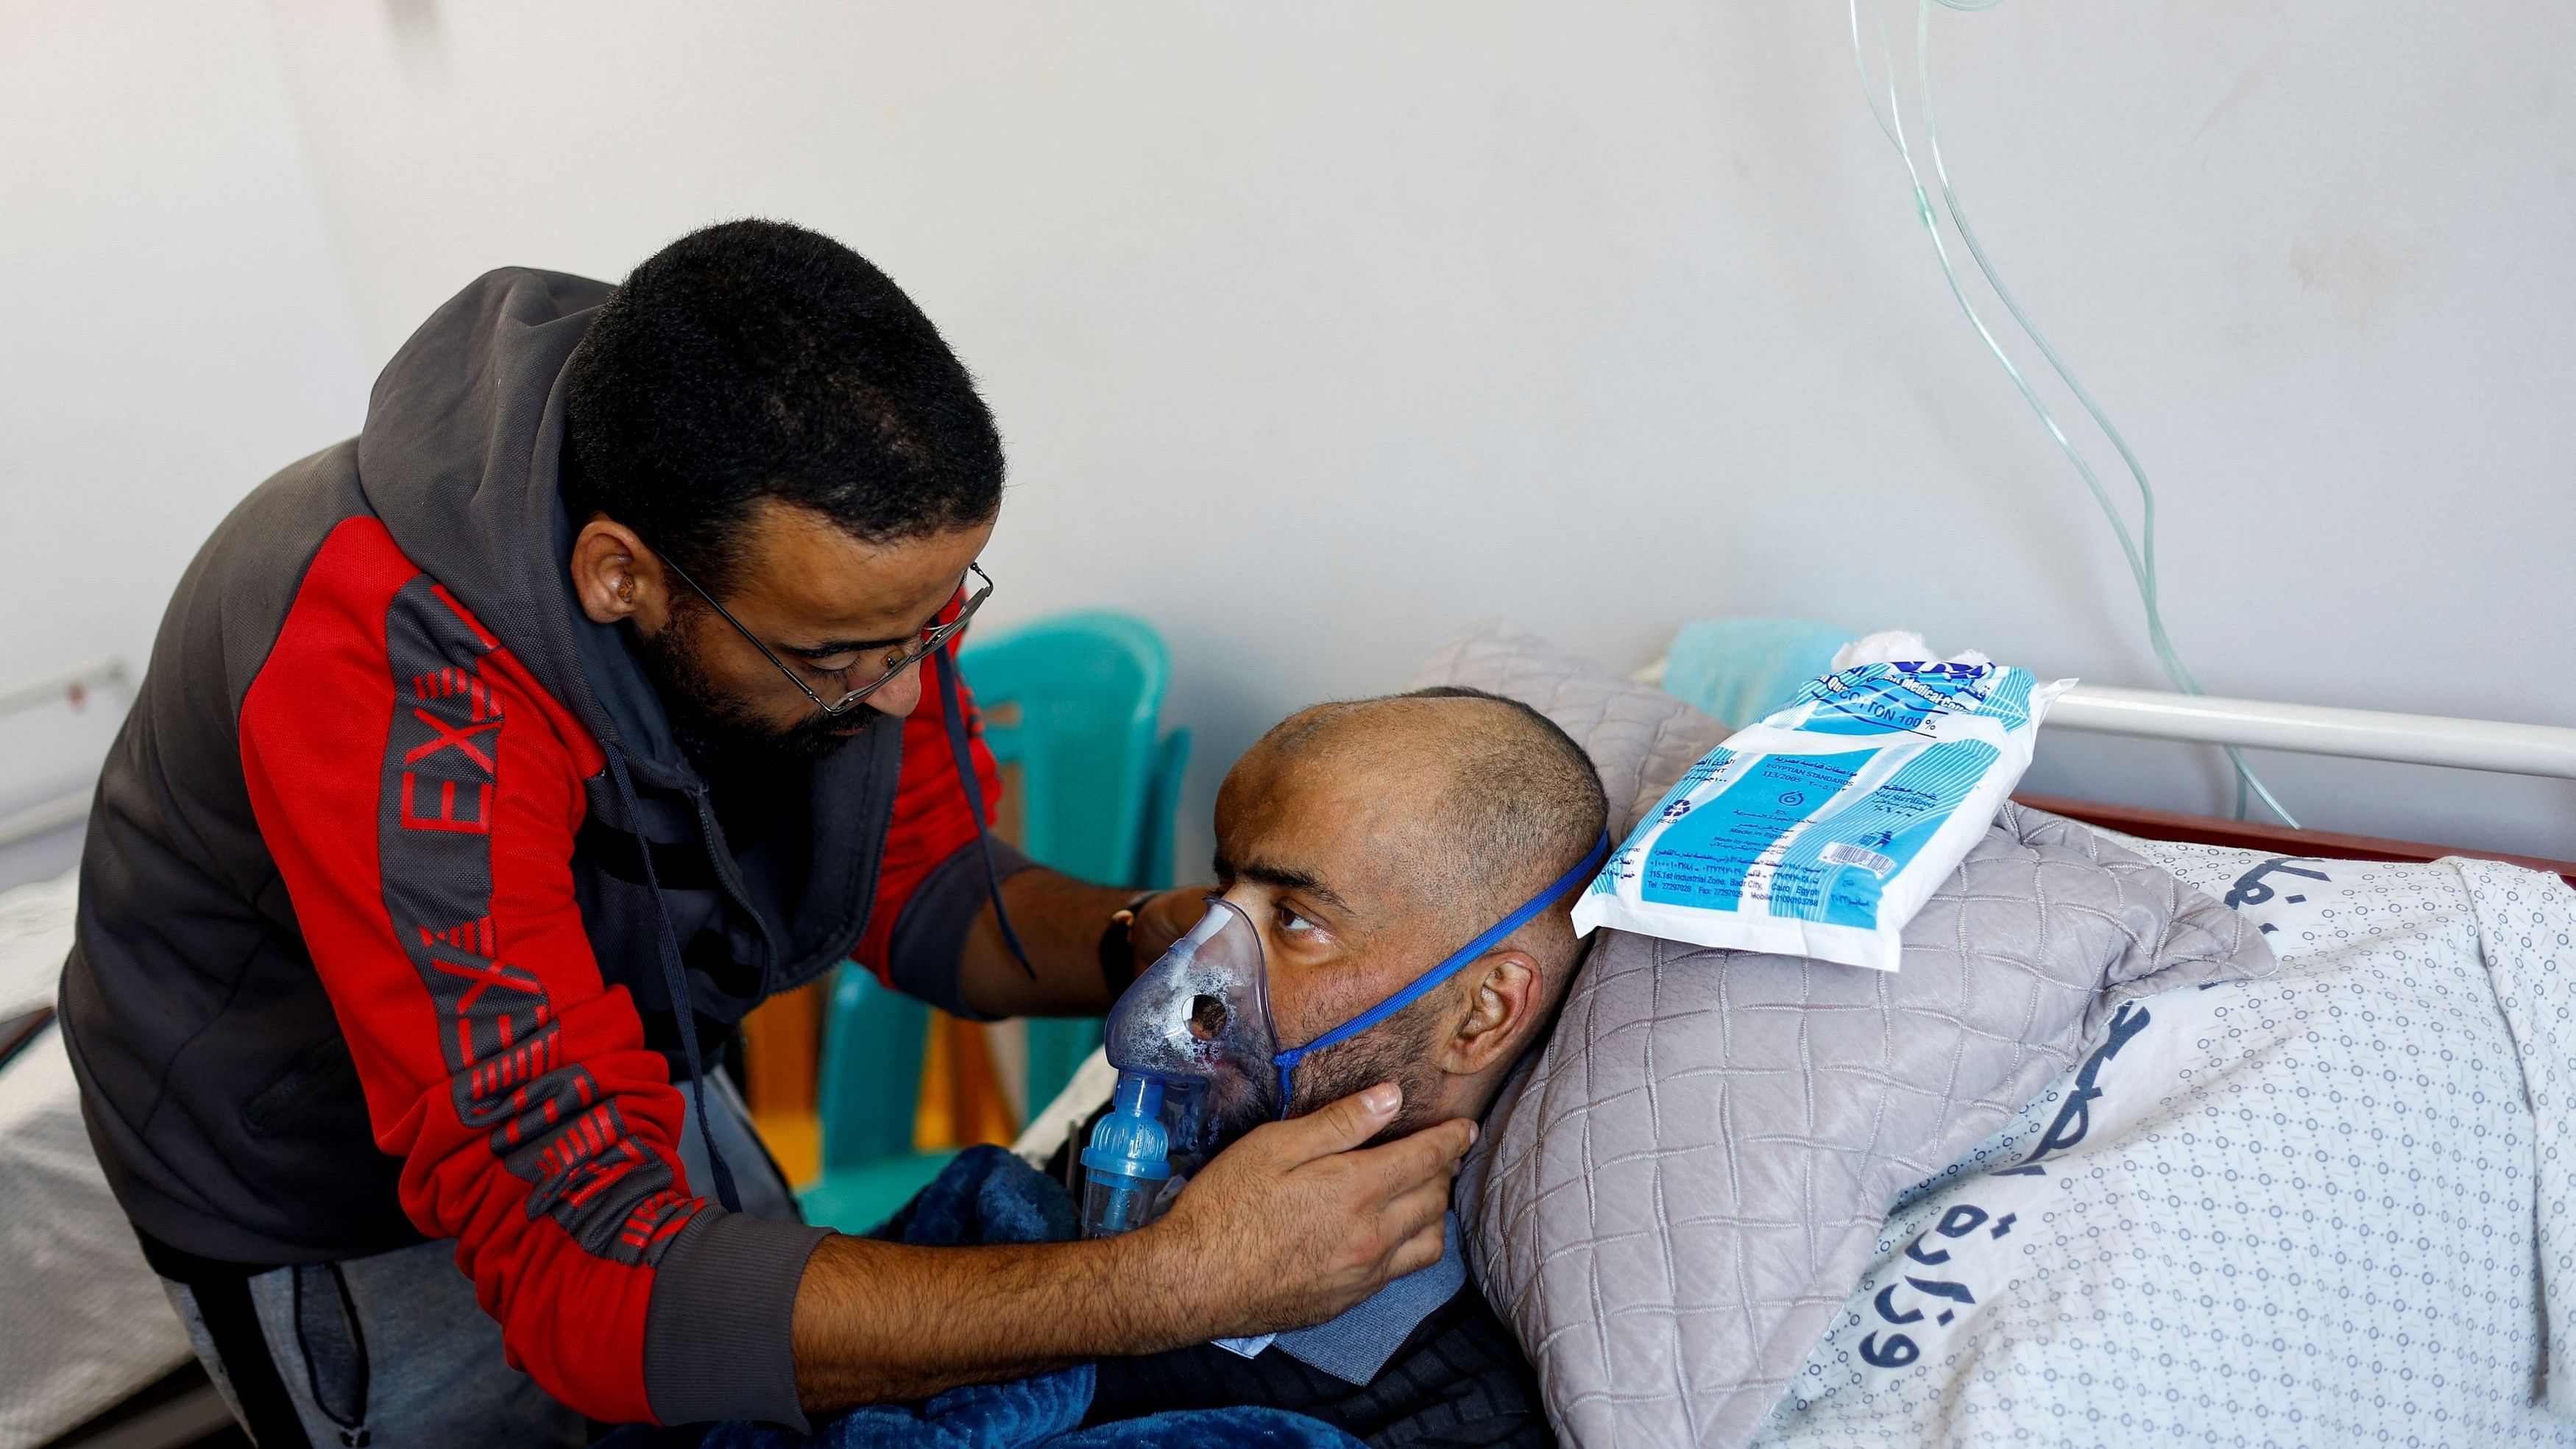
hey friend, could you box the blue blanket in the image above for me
[614,1148,1362,1449]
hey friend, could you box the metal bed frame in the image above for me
[1632,659,2576,883]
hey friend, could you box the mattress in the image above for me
[1751,841,2576,1446]
[0,871,194,1449]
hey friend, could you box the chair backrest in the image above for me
[1020,723,1188,1097]
[1133,726,1192,894]
[961,612,1182,1114]
[958,611,1170,888]
[818,612,1190,1166]
[815,964,932,1170]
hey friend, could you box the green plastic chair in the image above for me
[801,613,1189,1233]
[796,968,956,1233]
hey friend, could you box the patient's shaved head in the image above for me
[1248,689,1607,954]
[1211,687,1609,1136]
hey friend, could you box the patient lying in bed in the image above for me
[1052,684,1610,1447]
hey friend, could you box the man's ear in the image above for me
[1437,950,1543,1077]
[569,517,672,632]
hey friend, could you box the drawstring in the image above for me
[602,742,743,1214]
[930,642,1033,977]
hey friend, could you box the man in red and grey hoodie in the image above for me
[61,220,1470,1445]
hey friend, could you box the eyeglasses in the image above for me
[657,555,994,718]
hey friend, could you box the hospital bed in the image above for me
[0,659,241,1449]
[1508,629,2576,1447]
[1638,653,2576,883]
[1020,628,2576,1447]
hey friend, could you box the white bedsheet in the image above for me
[0,871,192,1449]
[1755,838,2576,1447]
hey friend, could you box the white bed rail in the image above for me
[0,657,132,852]
[2046,685,2576,781]
[1633,658,2576,782]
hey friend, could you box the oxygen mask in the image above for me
[1080,899,1279,1235]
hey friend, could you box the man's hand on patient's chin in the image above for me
[788,1085,1468,1414]
[1128,884,1216,969]
[1134,1082,1474,1340]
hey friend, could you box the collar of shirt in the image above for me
[1209,1211,1468,1385]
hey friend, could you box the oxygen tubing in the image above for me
[1846,0,2299,826]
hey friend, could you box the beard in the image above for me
[630,597,860,767]
[1282,1005,1450,1147]
[1155,993,1450,1185]
[1184,991,1446,1157]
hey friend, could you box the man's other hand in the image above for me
[1126,884,1214,972]
[1139,1083,1473,1339]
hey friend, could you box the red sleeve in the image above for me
[851,637,1008,981]
[238,518,696,1423]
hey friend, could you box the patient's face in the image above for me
[1209,731,1476,1141]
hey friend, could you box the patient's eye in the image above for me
[1275,904,1325,940]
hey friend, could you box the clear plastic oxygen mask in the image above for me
[1078,832,1610,1239]
[1080,899,1281,1236]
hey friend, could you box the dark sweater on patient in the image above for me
[1084,1284,1550,1449]
[1046,1116,1553,1449]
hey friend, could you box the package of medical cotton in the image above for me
[1571,634,2073,972]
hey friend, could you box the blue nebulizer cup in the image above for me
[1078,897,1283,1238]
[1080,1072,1174,1236]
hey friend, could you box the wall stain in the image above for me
[2287,236,2421,328]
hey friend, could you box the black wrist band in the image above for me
[1096,890,1157,996]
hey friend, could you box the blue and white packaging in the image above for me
[1572,634,2074,972]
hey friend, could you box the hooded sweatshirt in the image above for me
[60,269,1025,1428]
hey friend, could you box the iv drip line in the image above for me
[1847,0,2299,826]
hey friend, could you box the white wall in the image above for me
[0,0,368,886]
[13,3,2571,883]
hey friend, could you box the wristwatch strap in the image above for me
[1096,890,1158,996]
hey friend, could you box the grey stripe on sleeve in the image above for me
[643,1211,833,1428]
[886,836,1038,1021]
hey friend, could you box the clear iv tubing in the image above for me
[1847,0,2299,826]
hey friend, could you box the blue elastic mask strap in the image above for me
[930,643,1033,976]
[602,743,742,1214]
[1269,831,1612,1107]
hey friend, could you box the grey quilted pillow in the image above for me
[1479,807,2274,1448]
[1406,617,1733,835]
[1407,620,2276,1449]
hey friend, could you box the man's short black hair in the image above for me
[562,219,1002,593]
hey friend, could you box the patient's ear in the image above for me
[1438,951,1542,1077]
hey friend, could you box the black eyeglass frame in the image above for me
[657,555,994,718]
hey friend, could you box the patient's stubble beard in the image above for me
[1279,997,1449,1149]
